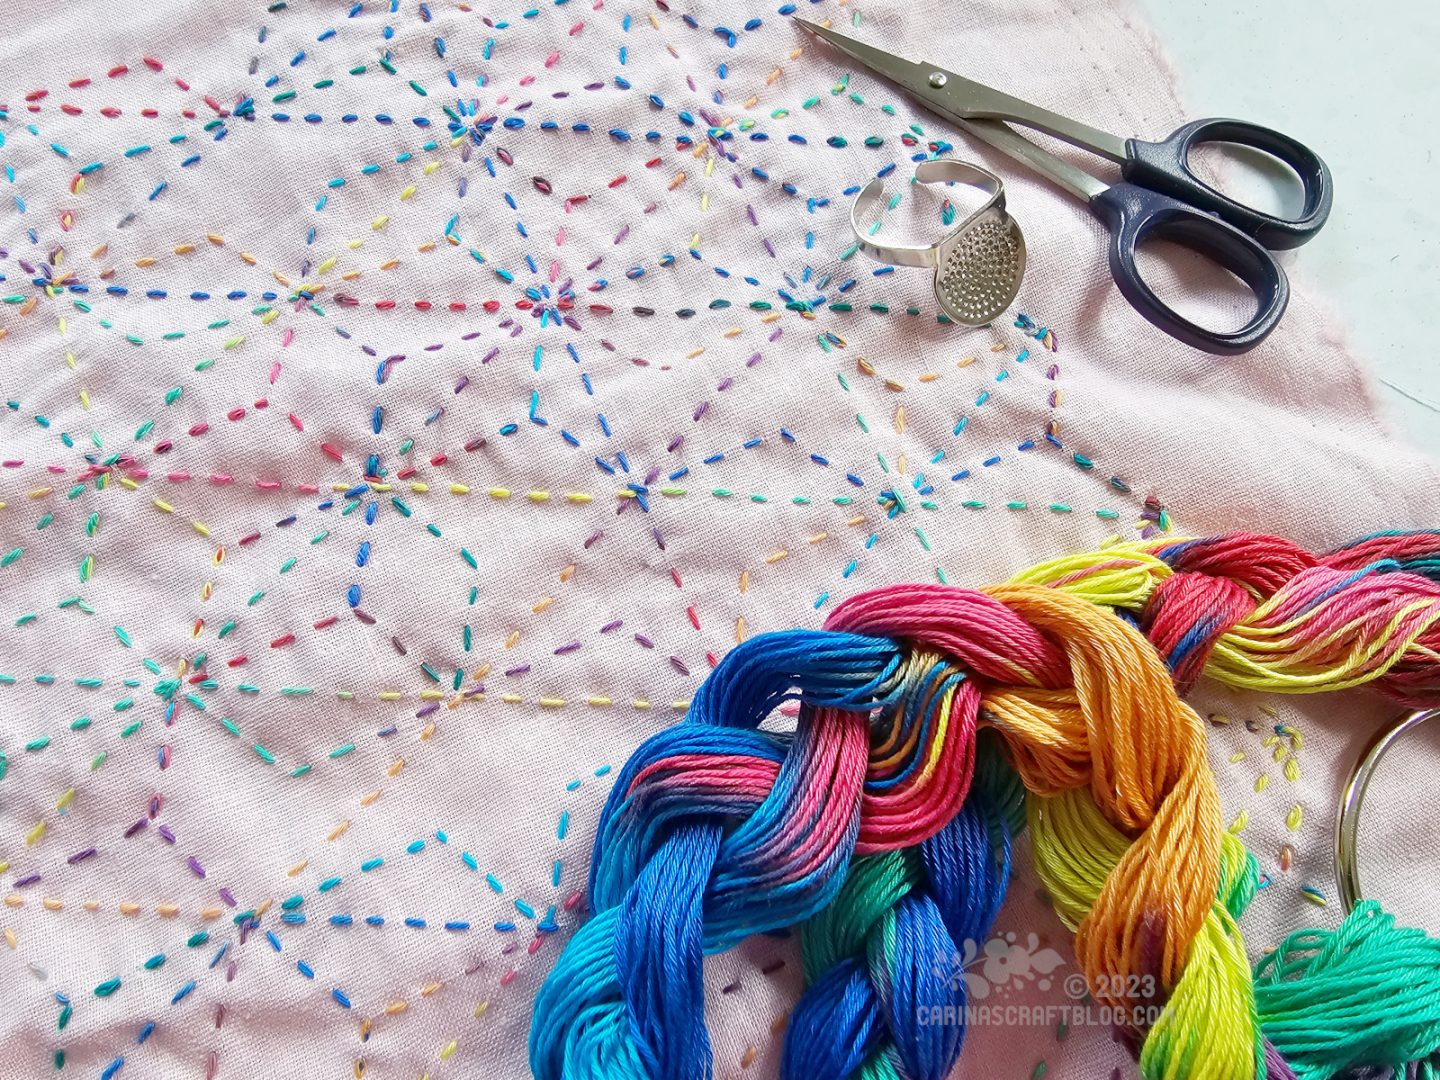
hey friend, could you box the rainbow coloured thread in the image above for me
[531,531,1440,1080]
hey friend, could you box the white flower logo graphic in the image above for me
[933,932,1067,999]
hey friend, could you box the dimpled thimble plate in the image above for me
[932,211,1026,327]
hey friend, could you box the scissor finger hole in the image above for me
[1340,709,1440,934]
[1131,234,1261,335]
[1184,141,1308,220]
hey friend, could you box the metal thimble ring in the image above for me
[1335,708,1439,913]
[849,158,1026,327]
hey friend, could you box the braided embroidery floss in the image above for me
[532,531,1440,1080]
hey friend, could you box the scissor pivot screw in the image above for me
[928,71,947,87]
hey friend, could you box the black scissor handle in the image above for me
[1124,118,1332,250]
[1090,182,1289,355]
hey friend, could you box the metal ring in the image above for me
[1335,708,1439,913]
[848,159,1008,269]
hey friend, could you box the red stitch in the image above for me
[671,569,683,588]
[375,299,396,310]
[270,633,296,649]
[255,480,281,490]
[61,103,82,115]
[569,20,584,34]
[483,299,501,312]
[167,472,192,482]
[396,466,417,480]
[24,89,47,101]
[210,474,234,485]
[154,440,173,453]
[706,651,719,668]
[142,57,163,71]
[188,671,208,685]
[26,105,40,113]
[321,443,344,462]
[100,106,121,118]
[645,157,662,168]
[174,78,190,90]
[227,656,248,667]
[182,109,196,119]
[687,605,700,630]
[189,422,210,436]
[545,50,560,67]
[430,454,448,465]
[108,64,128,77]
[313,616,339,630]
[254,398,268,409]
[608,174,627,188]
[69,78,91,88]
[414,300,432,311]
[238,532,261,546]
[297,484,319,494]
[589,304,613,314]
[141,108,158,118]
[528,936,545,954]
[226,407,246,421]
[516,299,533,310]
[204,95,223,114]
[448,301,467,311]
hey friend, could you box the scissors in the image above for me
[795,19,1334,355]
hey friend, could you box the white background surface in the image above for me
[1134,0,1440,453]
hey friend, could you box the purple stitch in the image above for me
[768,328,783,342]
[158,825,176,844]
[634,634,654,649]
[354,609,377,625]
[693,402,709,422]
[188,856,207,879]
[670,656,691,676]
[505,664,532,677]
[667,435,684,452]
[14,873,40,888]
[554,642,581,655]
[124,818,148,838]
[653,528,665,550]
[763,238,777,257]
[599,620,622,633]
[746,205,758,226]
[377,725,399,737]
[717,377,733,392]
[644,467,660,485]
[67,848,97,865]
[584,530,603,548]
[219,887,237,907]
[416,703,440,719]
[391,636,408,655]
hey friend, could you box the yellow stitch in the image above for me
[618,490,636,500]
[66,352,76,370]
[533,596,555,613]
[273,271,292,287]
[379,258,400,271]
[587,696,612,707]
[760,312,781,323]
[991,343,1005,352]
[91,244,108,259]
[83,900,98,912]
[156,904,179,917]
[958,355,977,368]
[4,896,22,909]
[369,483,393,493]
[1286,804,1304,831]
[347,239,363,250]
[419,689,445,701]
[671,700,690,711]
[501,693,522,704]
[739,570,749,593]
[25,821,45,845]
[423,161,441,176]
[857,357,875,376]
[385,1000,409,1015]
[417,242,436,253]
[420,982,443,998]
[420,722,436,740]
[206,234,225,246]
[539,698,566,708]
[119,476,138,490]
[766,550,788,564]
[372,216,390,230]
[527,491,549,502]
[700,193,710,212]
[808,532,828,544]
[360,791,381,806]
[789,46,803,58]
[3,928,15,949]
[736,617,746,644]
[240,251,256,264]
[43,897,62,912]
[897,453,908,474]
[918,372,940,382]
[1254,774,1270,793]
[440,1041,457,1061]
[1284,757,1301,782]
[744,95,758,108]
[378,691,403,702]
[565,492,592,503]
[56,788,76,810]
[119,901,141,915]
[884,378,905,392]
[847,515,866,527]
[894,406,906,435]
[174,243,196,255]
[200,906,222,920]
[79,388,91,410]
[288,860,309,877]
[473,663,492,680]
[135,256,158,268]
[260,309,279,324]
[722,326,741,338]
[333,483,352,492]
[741,1046,758,1068]
[633,699,651,710]
[153,498,175,513]
[685,347,705,359]
[328,821,351,841]
[450,484,472,495]
[504,631,520,648]
[1228,810,1249,834]
[28,487,54,499]
[559,564,576,582]
[400,185,417,200]
[409,482,429,493]
[766,67,781,85]
[318,257,338,274]
[387,760,405,777]
[192,521,211,537]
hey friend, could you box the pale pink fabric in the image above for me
[0,0,1436,1078]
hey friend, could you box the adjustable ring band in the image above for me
[848,159,1008,268]
[1335,708,1439,913]
[849,158,1026,327]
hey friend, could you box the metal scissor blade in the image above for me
[794,19,1128,163]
